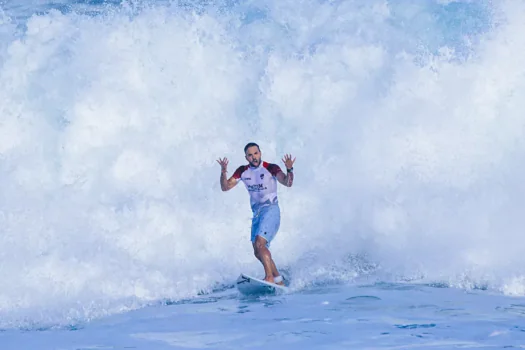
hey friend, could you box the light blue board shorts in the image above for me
[251,204,281,248]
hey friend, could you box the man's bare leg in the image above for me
[269,260,284,285]
[253,235,283,285]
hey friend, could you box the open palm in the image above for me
[282,154,295,170]
[217,157,229,172]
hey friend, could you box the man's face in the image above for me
[245,146,261,167]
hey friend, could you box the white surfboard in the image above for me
[236,273,289,296]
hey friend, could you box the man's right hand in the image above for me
[217,157,229,173]
[217,157,237,191]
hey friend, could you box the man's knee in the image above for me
[253,235,269,256]
[254,234,268,246]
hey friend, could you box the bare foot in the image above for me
[264,277,275,284]
[264,277,285,286]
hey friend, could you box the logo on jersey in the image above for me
[260,174,264,180]
[247,184,267,192]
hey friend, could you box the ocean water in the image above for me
[1,0,525,348]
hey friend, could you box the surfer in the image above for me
[217,142,295,286]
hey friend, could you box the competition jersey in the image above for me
[232,161,283,211]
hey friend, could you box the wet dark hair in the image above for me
[244,142,260,154]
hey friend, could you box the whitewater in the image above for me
[1,0,525,348]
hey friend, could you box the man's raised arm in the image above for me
[276,153,295,187]
[217,157,239,191]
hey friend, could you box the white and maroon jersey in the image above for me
[233,161,284,211]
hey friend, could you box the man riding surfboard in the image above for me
[217,142,295,285]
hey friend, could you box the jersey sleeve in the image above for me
[266,163,283,177]
[232,165,247,180]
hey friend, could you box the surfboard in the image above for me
[236,273,289,296]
